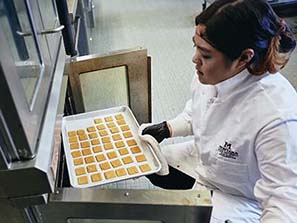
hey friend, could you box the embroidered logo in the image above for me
[218,141,238,159]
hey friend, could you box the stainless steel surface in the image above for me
[62,106,161,188]
[11,194,48,208]
[68,47,151,124]
[0,41,66,198]
[39,189,212,223]
[16,25,64,36]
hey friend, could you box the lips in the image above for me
[196,67,203,76]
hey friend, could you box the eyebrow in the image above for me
[193,36,212,54]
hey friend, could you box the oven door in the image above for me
[0,0,62,160]
[67,47,152,124]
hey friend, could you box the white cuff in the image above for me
[167,116,193,137]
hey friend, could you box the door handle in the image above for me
[16,25,64,37]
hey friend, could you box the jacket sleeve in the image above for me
[166,76,197,137]
[254,119,297,223]
[167,99,193,137]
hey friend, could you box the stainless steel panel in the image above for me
[0,42,66,198]
[0,0,59,159]
[39,189,212,223]
[0,0,43,106]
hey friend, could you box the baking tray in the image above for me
[62,105,161,188]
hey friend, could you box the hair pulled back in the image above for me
[195,0,296,75]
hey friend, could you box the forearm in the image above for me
[167,115,193,137]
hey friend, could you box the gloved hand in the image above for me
[142,121,170,143]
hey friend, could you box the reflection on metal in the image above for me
[68,47,152,124]
[39,189,212,223]
[16,25,64,37]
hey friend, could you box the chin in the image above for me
[198,75,209,84]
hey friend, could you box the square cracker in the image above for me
[111,159,122,168]
[139,164,151,173]
[87,126,96,132]
[127,166,139,175]
[71,150,82,158]
[104,170,116,179]
[122,156,133,164]
[68,131,76,137]
[100,162,111,170]
[107,151,117,159]
[116,168,127,177]
[70,143,79,150]
[115,141,125,148]
[92,146,102,153]
[136,154,147,162]
[75,167,86,176]
[91,173,102,182]
[87,164,97,173]
[95,154,106,162]
[77,176,88,185]
[127,139,137,146]
[115,114,124,120]
[130,146,141,154]
[112,134,122,141]
[94,118,103,124]
[119,148,129,155]
[84,156,95,164]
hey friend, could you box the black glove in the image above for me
[142,121,170,143]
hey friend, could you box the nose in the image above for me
[192,50,202,66]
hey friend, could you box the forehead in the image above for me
[194,25,216,52]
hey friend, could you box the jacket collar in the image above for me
[214,68,251,98]
[199,69,251,99]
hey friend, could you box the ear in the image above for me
[239,49,254,64]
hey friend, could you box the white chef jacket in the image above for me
[165,69,297,222]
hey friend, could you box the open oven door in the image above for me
[67,47,152,124]
[37,47,212,223]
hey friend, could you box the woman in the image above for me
[142,0,297,222]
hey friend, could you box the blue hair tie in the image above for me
[255,39,269,48]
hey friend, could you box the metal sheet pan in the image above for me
[62,105,161,188]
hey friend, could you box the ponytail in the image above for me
[248,19,295,75]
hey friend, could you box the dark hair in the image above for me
[195,0,296,75]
